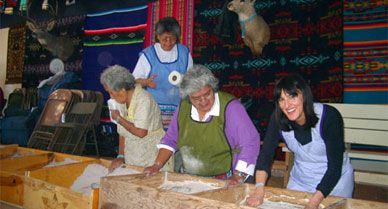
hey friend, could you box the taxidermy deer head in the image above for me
[25,0,74,61]
[227,0,270,56]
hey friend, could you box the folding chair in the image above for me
[48,91,103,156]
[27,89,80,150]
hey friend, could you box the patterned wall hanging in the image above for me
[343,0,388,104]
[144,0,194,52]
[6,24,25,84]
[23,15,85,87]
[82,5,148,100]
[193,0,343,134]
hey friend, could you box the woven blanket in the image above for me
[82,5,148,100]
[144,0,194,52]
[194,0,343,133]
[6,24,25,84]
[23,15,85,87]
[343,0,388,104]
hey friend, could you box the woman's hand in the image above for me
[246,187,265,207]
[110,109,120,122]
[109,157,124,173]
[146,75,157,88]
[227,173,244,187]
[304,191,324,209]
[143,163,162,176]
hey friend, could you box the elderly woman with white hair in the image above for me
[100,65,173,171]
[144,64,260,186]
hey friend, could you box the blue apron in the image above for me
[141,43,189,129]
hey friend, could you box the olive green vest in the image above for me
[177,92,235,176]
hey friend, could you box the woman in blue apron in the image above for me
[247,74,354,209]
[132,17,193,130]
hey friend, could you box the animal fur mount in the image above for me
[25,0,75,61]
[228,0,270,56]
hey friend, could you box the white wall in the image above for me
[0,27,21,100]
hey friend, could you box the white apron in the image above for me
[282,103,354,198]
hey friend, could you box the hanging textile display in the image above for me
[6,24,25,84]
[343,1,388,104]
[23,15,85,87]
[82,5,148,100]
[144,0,194,52]
[194,0,343,134]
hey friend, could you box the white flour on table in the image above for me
[43,158,80,168]
[158,180,220,194]
[258,200,304,209]
[70,164,140,196]
[10,151,33,158]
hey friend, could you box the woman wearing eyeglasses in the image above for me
[143,64,260,186]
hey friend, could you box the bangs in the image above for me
[274,79,299,102]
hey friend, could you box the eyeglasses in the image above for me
[189,88,213,103]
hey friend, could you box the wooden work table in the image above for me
[330,198,387,209]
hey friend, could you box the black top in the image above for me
[256,104,345,197]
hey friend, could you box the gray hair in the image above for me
[100,65,135,91]
[180,64,219,99]
[155,17,181,42]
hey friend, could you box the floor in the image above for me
[266,176,388,203]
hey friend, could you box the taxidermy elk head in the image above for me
[227,0,270,56]
[25,0,74,61]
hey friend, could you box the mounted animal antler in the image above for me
[228,0,270,56]
[25,0,74,61]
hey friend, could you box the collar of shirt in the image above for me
[154,43,178,62]
[190,92,220,122]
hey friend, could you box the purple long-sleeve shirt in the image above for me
[158,98,260,176]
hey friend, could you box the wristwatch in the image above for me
[237,171,248,179]
[255,182,265,188]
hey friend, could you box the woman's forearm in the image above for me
[117,116,148,138]
[255,170,268,184]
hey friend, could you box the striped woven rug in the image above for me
[343,1,388,104]
[144,0,194,52]
[82,5,148,100]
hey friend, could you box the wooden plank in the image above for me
[0,200,24,209]
[23,176,91,209]
[0,153,54,174]
[99,172,344,209]
[344,129,388,146]
[28,161,100,188]
[343,118,388,131]
[354,171,388,186]
[327,103,388,120]
[100,173,245,209]
[0,146,52,159]
[196,185,343,208]
[0,145,19,159]
[344,198,388,209]
[26,160,122,209]
[50,152,97,163]
[0,171,24,206]
[12,147,51,156]
[349,150,388,161]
